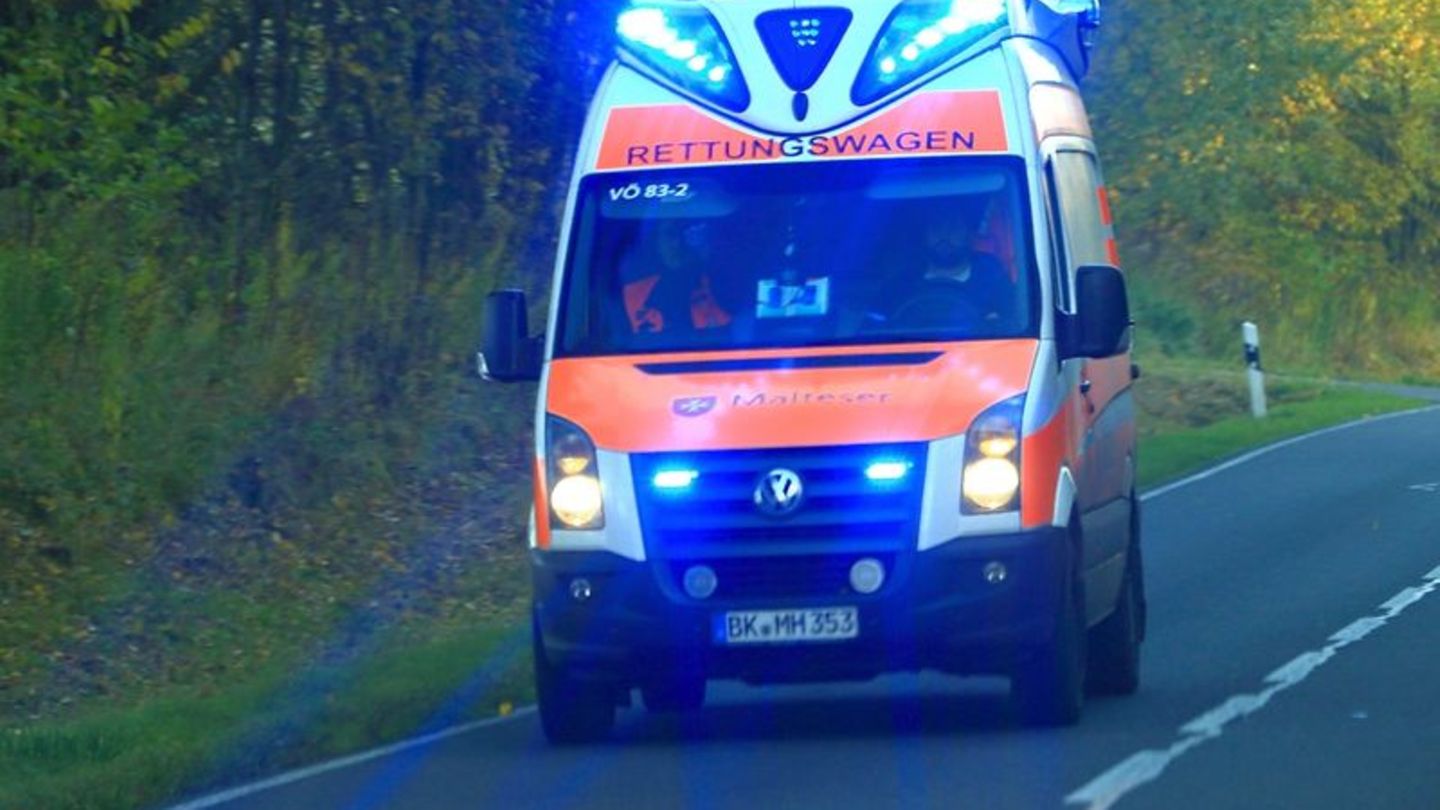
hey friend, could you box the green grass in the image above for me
[0,543,536,810]
[1134,362,1427,487]
[1,361,1429,810]
[0,620,534,810]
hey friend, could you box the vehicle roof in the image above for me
[613,0,1099,135]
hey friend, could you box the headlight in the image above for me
[547,416,605,530]
[962,394,1023,514]
[551,475,604,529]
[617,2,750,112]
[852,0,1010,106]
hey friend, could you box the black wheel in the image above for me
[1088,498,1145,696]
[1012,540,1086,727]
[641,676,706,714]
[534,621,616,744]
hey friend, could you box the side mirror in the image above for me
[1062,265,1132,360]
[478,290,542,382]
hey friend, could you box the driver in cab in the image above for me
[915,204,1012,320]
[884,202,1014,331]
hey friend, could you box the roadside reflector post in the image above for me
[1242,321,1267,419]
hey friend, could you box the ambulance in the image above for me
[481,0,1143,742]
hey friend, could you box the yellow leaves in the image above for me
[101,390,125,445]
[220,49,244,77]
[1279,73,1339,123]
[158,12,215,54]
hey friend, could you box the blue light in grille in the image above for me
[653,469,699,490]
[864,461,912,482]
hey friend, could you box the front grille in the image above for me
[631,443,926,562]
[668,554,897,600]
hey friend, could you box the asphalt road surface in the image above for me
[181,405,1440,810]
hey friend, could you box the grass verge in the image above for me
[1,363,1429,810]
[0,622,534,810]
[1133,364,1427,487]
[0,548,536,810]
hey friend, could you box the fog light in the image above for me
[683,565,718,600]
[983,562,1008,585]
[569,578,593,602]
[850,558,886,594]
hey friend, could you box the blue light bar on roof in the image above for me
[853,0,1009,106]
[618,4,751,112]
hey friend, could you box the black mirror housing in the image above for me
[1061,265,1132,360]
[479,290,542,382]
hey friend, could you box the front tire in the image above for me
[534,621,616,744]
[1012,543,1086,727]
[1088,500,1145,696]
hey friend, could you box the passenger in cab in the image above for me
[621,219,733,335]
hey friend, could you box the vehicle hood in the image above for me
[545,341,1038,453]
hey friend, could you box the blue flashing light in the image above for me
[618,3,750,112]
[755,8,853,93]
[653,469,700,490]
[865,461,912,482]
[853,0,1010,106]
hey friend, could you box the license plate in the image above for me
[714,607,859,645]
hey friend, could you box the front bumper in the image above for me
[532,527,1069,686]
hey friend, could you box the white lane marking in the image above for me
[1380,587,1426,613]
[1328,616,1385,645]
[1141,406,1440,503]
[173,405,1440,808]
[1066,570,1440,810]
[164,707,536,810]
[1409,482,1440,493]
[1263,650,1333,686]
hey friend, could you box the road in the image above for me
[182,406,1440,810]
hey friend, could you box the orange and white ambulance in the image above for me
[482,0,1143,742]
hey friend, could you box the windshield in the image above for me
[556,158,1038,357]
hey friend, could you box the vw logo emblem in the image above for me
[754,468,805,517]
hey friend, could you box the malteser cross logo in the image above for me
[672,396,718,418]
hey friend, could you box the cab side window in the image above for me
[1047,150,1111,311]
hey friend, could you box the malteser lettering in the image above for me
[732,391,892,407]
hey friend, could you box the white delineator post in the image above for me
[1243,321,1267,418]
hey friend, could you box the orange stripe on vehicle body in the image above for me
[547,341,1037,453]
[1097,185,1114,226]
[1020,404,1072,530]
[532,457,551,550]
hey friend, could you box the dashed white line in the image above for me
[1329,616,1385,645]
[1066,570,1440,810]
[1263,649,1333,687]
